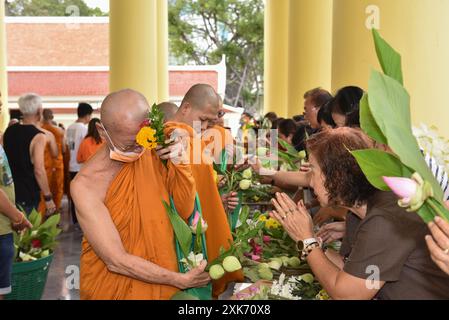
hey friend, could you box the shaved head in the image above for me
[181,84,219,111]
[174,84,220,132]
[99,89,149,152]
[43,109,54,121]
[158,102,178,123]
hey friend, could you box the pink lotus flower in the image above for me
[251,255,261,262]
[190,211,208,234]
[383,176,417,202]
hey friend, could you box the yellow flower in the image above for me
[136,127,158,150]
[258,215,267,222]
[265,218,281,229]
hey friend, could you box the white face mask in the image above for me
[100,123,144,163]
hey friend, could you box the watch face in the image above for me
[296,240,304,252]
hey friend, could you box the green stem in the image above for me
[426,198,449,222]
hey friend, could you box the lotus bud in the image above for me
[301,273,314,284]
[223,256,242,273]
[280,256,290,267]
[242,168,253,179]
[209,264,225,280]
[258,268,273,281]
[268,260,282,271]
[190,211,208,234]
[239,179,252,190]
[298,150,307,159]
[288,257,301,268]
[383,173,434,212]
[41,250,50,258]
[258,263,270,270]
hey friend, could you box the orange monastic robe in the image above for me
[203,125,234,159]
[165,122,244,297]
[39,124,65,213]
[80,151,196,300]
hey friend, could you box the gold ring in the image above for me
[444,248,449,255]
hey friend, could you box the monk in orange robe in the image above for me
[202,96,239,213]
[167,84,244,297]
[71,89,210,300]
[39,110,66,214]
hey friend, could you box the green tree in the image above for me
[169,0,264,111]
[5,0,106,16]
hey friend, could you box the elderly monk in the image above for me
[71,89,210,300]
[158,102,178,123]
[167,84,244,297]
[38,109,66,214]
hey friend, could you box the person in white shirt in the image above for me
[66,103,93,225]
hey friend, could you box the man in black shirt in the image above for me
[3,94,57,216]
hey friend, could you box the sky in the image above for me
[83,0,109,12]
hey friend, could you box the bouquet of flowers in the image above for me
[136,103,166,151]
[13,209,61,262]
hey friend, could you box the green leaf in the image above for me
[368,70,444,201]
[39,214,61,230]
[163,201,192,259]
[359,93,387,145]
[372,29,403,85]
[351,149,413,191]
[28,209,42,228]
[278,140,299,158]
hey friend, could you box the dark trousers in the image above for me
[69,171,79,224]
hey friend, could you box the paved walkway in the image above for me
[42,196,81,300]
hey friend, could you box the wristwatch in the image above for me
[44,194,53,202]
[296,238,321,260]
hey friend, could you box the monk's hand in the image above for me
[178,260,211,289]
[156,135,189,165]
[222,192,239,211]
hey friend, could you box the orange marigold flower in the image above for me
[136,127,158,150]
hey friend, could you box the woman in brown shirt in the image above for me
[270,127,449,300]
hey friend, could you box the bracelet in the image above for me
[13,213,25,226]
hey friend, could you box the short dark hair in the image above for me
[293,115,305,122]
[292,125,308,151]
[278,119,297,137]
[306,127,376,207]
[330,86,364,127]
[304,88,333,108]
[78,103,94,118]
[317,100,336,127]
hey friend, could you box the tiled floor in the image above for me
[42,197,82,300]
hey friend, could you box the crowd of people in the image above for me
[0,92,104,298]
[0,82,449,300]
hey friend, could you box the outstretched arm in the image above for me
[71,176,209,289]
